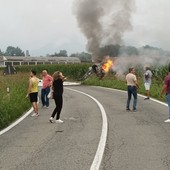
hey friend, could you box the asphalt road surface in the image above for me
[0,85,170,170]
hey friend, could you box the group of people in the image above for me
[26,70,66,123]
[126,64,170,122]
[26,64,170,124]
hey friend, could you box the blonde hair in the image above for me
[53,71,61,80]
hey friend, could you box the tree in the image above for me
[0,49,4,56]
[70,52,92,62]
[5,46,25,56]
[58,50,68,57]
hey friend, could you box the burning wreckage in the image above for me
[80,59,113,81]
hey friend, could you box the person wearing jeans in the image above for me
[126,67,139,112]
[127,86,137,111]
[41,70,53,108]
[160,63,170,122]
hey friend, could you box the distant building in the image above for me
[0,56,81,67]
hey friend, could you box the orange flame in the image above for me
[101,59,113,73]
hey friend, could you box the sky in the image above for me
[0,0,170,56]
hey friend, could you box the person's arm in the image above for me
[134,75,139,88]
[26,78,32,97]
[134,80,139,89]
[160,84,167,98]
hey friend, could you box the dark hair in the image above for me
[31,70,37,75]
[129,67,134,73]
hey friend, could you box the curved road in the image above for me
[0,85,170,170]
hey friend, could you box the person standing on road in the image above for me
[26,70,39,116]
[160,63,170,122]
[144,65,152,100]
[126,67,139,112]
[41,70,53,108]
[49,71,66,123]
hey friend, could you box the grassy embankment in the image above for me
[0,63,167,131]
[0,64,89,130]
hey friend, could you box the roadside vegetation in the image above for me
[0,63,167,131]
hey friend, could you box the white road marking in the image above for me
[66,87,108,170]
[95,86,168,107]
[0,82,80,136]
[0,84,168,168]
[0,107,33,136]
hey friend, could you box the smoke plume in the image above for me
[73,0,135,61]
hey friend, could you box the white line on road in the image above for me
[95,86,168,107]
[66,87,108,170]
[0,107,33,136]
[0,82,79,136]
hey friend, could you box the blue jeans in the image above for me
[41,87,50,107]
[126,86,137,110]
[166,94,170,118]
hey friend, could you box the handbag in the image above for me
[47,90,53,99]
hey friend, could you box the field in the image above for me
[0,63,168,131]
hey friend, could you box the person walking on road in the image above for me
[49,71,66,123]
[126,67,139,112]
[160,63,170,122]
[26,70,39,116]
[144,65,152,100]
[41,70,53,108]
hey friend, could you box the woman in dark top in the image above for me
[49,71,66,123]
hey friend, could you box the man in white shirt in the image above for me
[144,66,152,100]
[126,67,139,112]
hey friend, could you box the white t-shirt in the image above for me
[126,73,137,86]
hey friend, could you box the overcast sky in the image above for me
[0,0,170,56]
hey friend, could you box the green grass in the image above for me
[82,74,165,102]
[0,72,31,130]
[0,63,167,131]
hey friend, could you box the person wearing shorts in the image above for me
[144,66,152,100]
[26,70,39,116]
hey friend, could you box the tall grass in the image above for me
[0,64,90,130]
[0,72,31,130]
[82,72,165,102]
[15,63,90,80]
[0,63,167,131]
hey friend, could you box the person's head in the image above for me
[129,67,135,74]
[53,71,63,80]
[145,65,150,71]
[30,70,37,77]
[42,70,47,77]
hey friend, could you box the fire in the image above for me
[101,59,113,73]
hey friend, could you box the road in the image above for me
[0,85,170,170]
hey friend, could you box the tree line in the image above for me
[1,44,170,63]
[0,46,25,56]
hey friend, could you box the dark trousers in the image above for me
[126,86,137,110]
[41,87,50,107]
[51,95,63,120]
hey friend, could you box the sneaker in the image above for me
[56,119,64,123]
[144,97,150,100]
[126,109,131,111]
[133,109,137,112]
[35,113,39,117]
[164,119,170,123]
[31,113,37,117]
[49,117,53,123]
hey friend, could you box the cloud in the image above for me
[0,0,170,56]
